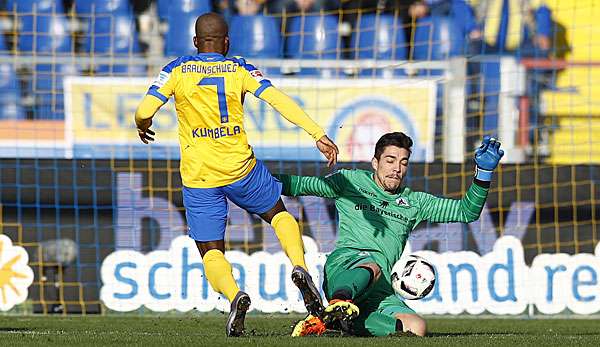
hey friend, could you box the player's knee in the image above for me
[196,240,224,257]
[395,314,426,337]
[409,317,427,336]
[261,199,286,223]
[358,263,382,282]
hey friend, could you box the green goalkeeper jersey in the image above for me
[277,169,489,269]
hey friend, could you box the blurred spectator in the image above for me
[62,0,74,12]
[132,0,152,14]
[468,0,552,57]
[215,0,232,16]
[293,0,318,12]
[268,0,340,15]
[341,0,414,18]
[408,0,461,17]
[234,0,264,15]
[408,0,482,42]
[339,1,415,60]
[465,0,554,143]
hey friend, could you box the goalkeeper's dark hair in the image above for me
[374,132,413,159]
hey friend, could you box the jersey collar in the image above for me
[195,52,226,62]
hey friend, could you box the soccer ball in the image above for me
[391,254,436,300]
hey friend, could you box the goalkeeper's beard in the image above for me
[375,173,403,193]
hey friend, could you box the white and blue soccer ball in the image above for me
[391,254,436,300]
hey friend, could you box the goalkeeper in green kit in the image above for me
[276,132,504,337]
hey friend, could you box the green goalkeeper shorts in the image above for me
[323,247,417,336]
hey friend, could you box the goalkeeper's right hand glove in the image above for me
[474,136,504,181]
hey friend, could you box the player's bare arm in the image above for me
[135,93,164,144]
[316,135,339,167]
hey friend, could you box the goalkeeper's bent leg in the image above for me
[330,266,374,300]
[271,211,307,270]
[203,249,239,302]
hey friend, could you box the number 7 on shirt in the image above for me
[198,77,229,123]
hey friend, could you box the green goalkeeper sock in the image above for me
[331,267,374,300]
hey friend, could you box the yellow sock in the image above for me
[271,211,308,270]
[202,249,240,302]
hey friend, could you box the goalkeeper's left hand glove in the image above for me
[474,135,504,181]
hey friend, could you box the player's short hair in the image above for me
[195,13,228,40]
[374,132,413,159]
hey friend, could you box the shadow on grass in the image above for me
[427,332,526,337]
[246,329,350,338]
[245,330,528,339]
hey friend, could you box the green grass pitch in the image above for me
[0,315,599,346]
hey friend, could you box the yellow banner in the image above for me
[64,77,179,144]
[65,77,436,161]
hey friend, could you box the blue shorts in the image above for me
[182,160,282,242]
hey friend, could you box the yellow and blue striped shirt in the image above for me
[136,53,325,188]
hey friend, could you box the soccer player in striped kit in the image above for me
[280,132,503,337]
[134,13,338,337]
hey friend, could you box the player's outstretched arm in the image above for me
[415,136,504,224]
[275,170,348,198]
[238,58,339,167]
[259,87,339,167]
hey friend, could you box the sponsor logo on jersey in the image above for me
[358,187,377,198]
[379,200,389,208]
[396,197,410,207]
[250,69,266,82]
[355,203,410,222]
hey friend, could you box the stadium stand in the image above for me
[228,15,282,58]
[412,15,464,61]
[78,0,144,75]
[8,0,74,119]
[350,14,407,76]
[9,0,71,54]
[285,14,340,76]
[157,0,170,22]
[164,0,211,56]
[0,39,23,120]
[74,0,131,15]
[0,8,22,120]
